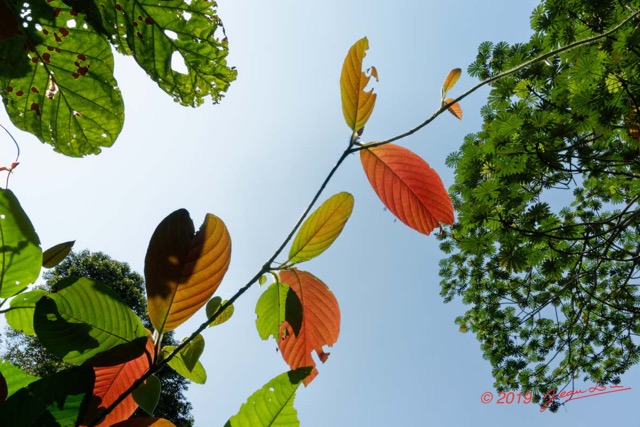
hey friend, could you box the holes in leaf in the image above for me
[164,30,178,40]
[171,51,187,74]
[182,11,191,20]
[66,19,76,28]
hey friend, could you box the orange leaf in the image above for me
[445,98,462,120]
[81,338,155,427]
[340,37,378,133]
[441,68,461,98]
[277,269,340,385]
[145,209,231,333]
[112,418,176,427]
[360,144,454,235]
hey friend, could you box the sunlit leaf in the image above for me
[340,37,377,133]
[0,361,39,399]
[205,296,234,327]
[42,240,75,268]
[5,289,46,335]
[81,337,155,427]
[145,209,231,334]
[255,281,302,342]
[444,98,463,120]
[0,1,124,156]
[133,375,161,416]
[161,342,207,384]
[441,68,462,98]
[277,269,340,385]
[92,0,236,107]
[225,367,312,427]
[112,418,177,427]
[33,277,147,366]
[0,366,93,426]
[288,192,354,264]
[0,189,42,298]
[360,144,454,235]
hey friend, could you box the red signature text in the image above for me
[541,381,632,412]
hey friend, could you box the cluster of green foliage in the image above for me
[440,0,640,411]
[1,251,194,425]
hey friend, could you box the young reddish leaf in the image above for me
[340,37,378,133]
[112,418,176,427]
[277,269,340,385]
[145,209,231,333]
[444,98,463,120]
[441,68,461,98]
[288,192,354,264]
[360,144,454,235]
[81,337,155,427]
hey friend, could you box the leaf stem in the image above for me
[88,9,640,424]
[348,9,640,153]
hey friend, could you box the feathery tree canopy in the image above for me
[440,0,640,411]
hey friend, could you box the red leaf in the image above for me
[360,144,454,234]
[277,269,340,385]
[444,98,463,120]
[81,338,155,427]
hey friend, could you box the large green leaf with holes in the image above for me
[0,0,124,156]
[86,0,236,107]
[225,368,312,427]
[0,189,42,298]
[33,276,147,366]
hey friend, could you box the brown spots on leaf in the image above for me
[54,33,62,43]
[133,21,138,27]
[46,78,57,99]
[55,48,61,53]
[137,15,143,21]
[60,28,69,37]
[15,90,23,96]
[47,46,54,51]
[77,54,86,61]
[70,10,78,16]
[115,3,122,11]
[31,57,38,64]
[71,72,79,79]
[42,28,49,35]
[30,87,39,93]
[30,103,41,116]
[145,17,154,25]
[136,32,143,39]
[6,86,12,93]
[53,8,60,17]
[42,52,50,63]
[77,66,88,76]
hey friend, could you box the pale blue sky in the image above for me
[1,1,636,426]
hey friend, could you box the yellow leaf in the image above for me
[340,37,377,133]
[441,68,461,98]
[444,98,462,120]
[145,210,231,333]
[288,192,354,264]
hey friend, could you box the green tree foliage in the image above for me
[439,0,640,411]
[1,251,195,426]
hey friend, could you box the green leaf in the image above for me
[5,289,46,335]
[0,360,39,399]
[161,336,207,384]
[205,296,234,327]
[225,368,312,427]
[42,241,75,268]
[0,366,94,426]
[93,0,236,106]
[255,282,302,342]
[133,375,162,416]
[288,192,354,264]
[0,189,41,298]
[0,1,124,156]
[33,277,147,366]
